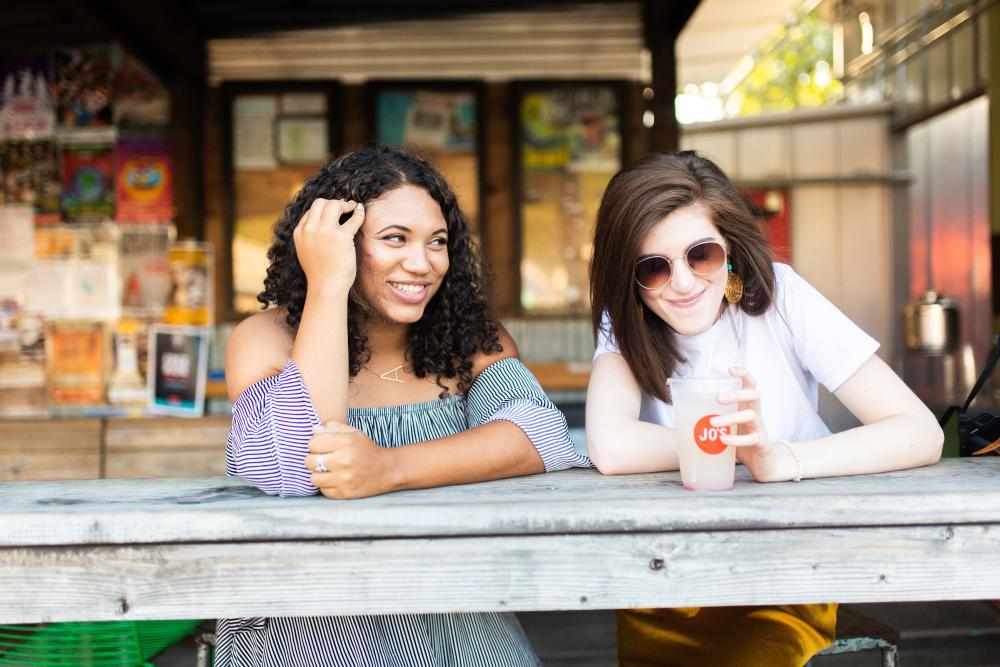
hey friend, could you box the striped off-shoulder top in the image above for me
[218,356,590,667]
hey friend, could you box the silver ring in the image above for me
[315,454,327,473]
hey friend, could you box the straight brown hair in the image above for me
[589,151,776,403]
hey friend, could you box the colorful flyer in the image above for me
[54,46,113,127]
[0,53,55,140]
[111,50,169,126]
[165,240,214,326]
[119,224,174,317]
[376,90,476,152]
[62,145,114,221]
[115,137,172,221]
[34,226,78,259]
[148,324,209,418]
[2,142,61,223]
[45,320,105,407]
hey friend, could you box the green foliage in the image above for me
[727,14,843,116]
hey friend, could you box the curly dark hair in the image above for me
[258,146,501,396]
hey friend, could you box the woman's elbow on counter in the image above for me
[585,429,627,475]
[907,409,944,467]
[924,420,945,466]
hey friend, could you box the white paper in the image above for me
[234,95,277,169]
[28,261,72,318]
[72,260,121,321]
[0,204,35,263]
[277,117,328,164]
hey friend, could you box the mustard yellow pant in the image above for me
[618,604,837,667]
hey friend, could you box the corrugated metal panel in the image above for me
[208,3,646,83]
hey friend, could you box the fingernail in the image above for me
[710,417,721,427]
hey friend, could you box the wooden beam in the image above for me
[643,0,699,152]
[59,0,202,84]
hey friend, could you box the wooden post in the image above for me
[642,0,700,153]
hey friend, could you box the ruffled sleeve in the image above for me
[226,358,322,496]
[465,357,592,471]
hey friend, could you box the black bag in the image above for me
[938,335,1000,456]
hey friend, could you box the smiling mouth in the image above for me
[668,291,704,308]
[388,281,428,295]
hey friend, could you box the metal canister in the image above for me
[902,290,960,355]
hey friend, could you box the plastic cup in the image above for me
[668,377,742,491]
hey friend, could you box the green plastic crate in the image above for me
[0,620,199,666]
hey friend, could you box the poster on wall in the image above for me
[0,204,35,264]
[0,53,55,140]
[115,137,172,221]
[164,240,213,326]
[276,117,328,164]
[45,320,106,407]
[112,51,169,126]
[2,142,61,224]
[376,90,476,152]
[233,95,277,169]
[62,145,114,221]
[148,324,209,418]
[518,85,622,313]
[119,224,174,317]
[54,46,113,128]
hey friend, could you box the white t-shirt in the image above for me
[594,263,880,442]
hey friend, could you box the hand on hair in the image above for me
[293,198,365,293]
[713,367,789,482]
[305,420,398,499]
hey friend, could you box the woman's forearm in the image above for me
[291,285,350,423]
[791,411,943,479]
[586,420,679,475]
[387,420,545,491]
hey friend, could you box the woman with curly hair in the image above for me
[221,146,589,666]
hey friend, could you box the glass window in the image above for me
[926,38,950,108]
[951,22,976,100]
[228,87,335,315]
[902,49,927,118]
[373,86,481,231]
[517,85,622,314]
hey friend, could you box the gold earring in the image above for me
[725,269,744,304]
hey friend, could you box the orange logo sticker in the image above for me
[694,415,729,455]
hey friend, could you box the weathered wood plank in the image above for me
[104,416,230,478]
[1,524,997,623]
[1,460,998,546]
[0,419,102,482]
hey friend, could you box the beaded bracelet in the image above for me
[778,440,803,482]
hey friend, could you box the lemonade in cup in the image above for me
[668,377,742,491]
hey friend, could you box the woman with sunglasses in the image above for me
[587,151,943,666]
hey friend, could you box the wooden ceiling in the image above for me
[5,1,699,85]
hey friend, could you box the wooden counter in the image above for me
[1,459,998,623]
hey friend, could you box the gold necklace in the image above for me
[375,365,406,383]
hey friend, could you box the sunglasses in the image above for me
[634,240,727,290]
